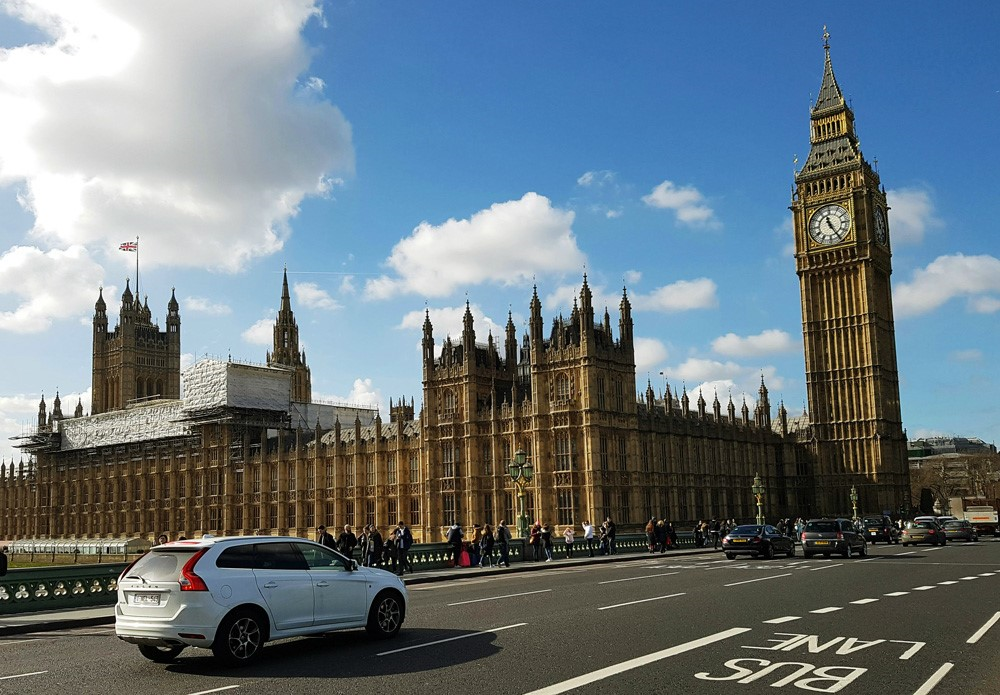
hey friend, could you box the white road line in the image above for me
[938,581,959,585]
[0,671,47,681]
[598,572,679,585]
[763,616,801,624]
[913,586,936,591]
[978,573,994,577]
[448,589,551,606]
[885,591,910,597]
[724,573,792,587]
[810,607,843,614]
[522,627,752,695]
[967,611,1000,644]
[912,662,953,695]
[187,687,240,695]
[850,598,879,605]
[598,593,685,611]
[809,563,843,571]
[0,638,41,646]
[896,551,917,556]
[960,576,978,580]
[377,622,527,656]
[858,557,877,562]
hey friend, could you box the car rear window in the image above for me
[943,521,964,529]
[908,521,934,529]
[731,525,762,535]
[805,521,838,532]
[127,549,201,582]
[862,518,884,525]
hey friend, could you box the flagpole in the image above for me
[135,236,140,299]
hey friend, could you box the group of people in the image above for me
[690,517,808,549]
[316,522,414,576]
[445,521,513,568]
[643,517,681,552]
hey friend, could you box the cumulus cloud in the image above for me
[712,329,798,358]
[184,296,231,315]
[886,188,940,245]
[242,317,274,346]
[293,282,341,311]
[659,359,785,408]
[634,337,668,373]
[630,278,718,312]
[319,377,382,409]
[0,0,353,293]
[365,193,585,299]
[894,254,1000,318]
[642,180,719,228]
[0,245,105,332]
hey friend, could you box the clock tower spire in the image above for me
[790,28,909,516]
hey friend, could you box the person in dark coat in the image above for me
[480,524,496,567]
[367,526,384,567]
[337,524,358,559]
[446,522,464,566]
[496,520,511,567]
[396,522,414,575]
[317,525,336,549]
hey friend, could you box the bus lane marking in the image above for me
[967,611,1000,644]
[522,627,751,695]
[378,622,527,656]
[960,576,978,580]
[725,573,792,587]
[598,571,678,585]
[978,572,994,577]
[598,592,685,610]
[937,581,958,585]
[912,662,953,695]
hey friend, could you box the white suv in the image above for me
[115,536,407,666]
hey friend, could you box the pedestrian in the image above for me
[582,520,596,557]
[694,521,704,548]
[563,524,575,558]
[711,517,721,549]
[480,523,495,567]
[655,519,667,553]
[469,523,483,567]
[367,525,384,567]
[446,521,464,567]
[598,521,610,555]
[606,517,617,554]
[540,523,554,562]
[358,525,371,565]
[667,520,677,550]
[0,546,8,576]
[317,525,336,549]
[396,521,413,575]
[496,520,512,567]
[529,522,542,561]
[156,533,169,546]
[337,524,358,559]
[645,518,657,552]
[383,529,398,573]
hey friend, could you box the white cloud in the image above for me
[642,180,719,228]
[339,275,356,295]
[950,349,982,362]
[0,0,353,282]
[365,193,585,299]
[659,358,785,408]
[634,337,668,373]
[577,170,616,188]
[319,378,382,409]
[894,254,1000,318]
[624,269,642,284]
[0,245,105,332]
[293,282,341,311]
[712,329,798,358]
[399,304,504,351]
[183,296,231,315]
[630,278,718,312]
[242,318,274,346]
[886,188,940,245]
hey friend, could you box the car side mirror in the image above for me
[350,560,359,572]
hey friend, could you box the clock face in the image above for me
[808,204,852,245]
[873,207,887,244]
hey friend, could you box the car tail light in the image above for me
[928,529,936,535]
[752,536,762,543]
[179,548,210,591]
[800,532,806,542]
[836,532,843,540]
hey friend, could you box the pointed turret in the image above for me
[422,308,435,370]
[529,285,543,349]
[52,391,63,421]
[37,394,46,428]
[75,398,84,418]
[268,267,311,402]
[618,286,633,347]
[461,300,475,355]
[755,375,772,429]
[504,310,517,369]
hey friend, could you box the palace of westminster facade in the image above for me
[0,41,911,542]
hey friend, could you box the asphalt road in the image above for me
[2,539,999,695]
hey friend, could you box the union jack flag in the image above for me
[119,241,138,252]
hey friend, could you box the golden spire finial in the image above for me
[823,25,830,50]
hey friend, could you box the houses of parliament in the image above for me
[0,39,910,543]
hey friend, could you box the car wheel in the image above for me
[366,590,404,639]
[787,543,796,558]
[725,553,736,560]
[137,644,184,663]
[843,544,852,559]
[859,541,868,557]
[764,544,775,560]
[212,607,267,667]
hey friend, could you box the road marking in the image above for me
[858,557,877,562]
[598,592,685,611]
[187,687,240,695]
[967,611,1000,644]
[884,591,910,597]
[809,563,843,571]
[522,627,752,695]
[979,573,994,577]
[598,571,679,585]
[912,662,953,695]
[810,606,843,614]
[959,576,978,580]
[912,586,936,591]
[896,551,917,556]
[938,581,958,585]
[0,638,41,646]
[0,671,47,681]
[724,573,792,587]
[850,598,879,605]
[448,589,551,606]
[762,616,801,624]
[377,622,527,656]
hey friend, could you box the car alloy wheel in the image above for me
[137,644,184,663]
[725,553,736,560]
[859,541,868,557]
[213,608,265,666]
[787,543,796,558]
[366,591,403,639]
[843,543,852,559]
[764,544,775,560]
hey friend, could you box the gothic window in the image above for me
[268,505,277,530]
[305,462,314,491]
[555,434,574,471]
[285,504,294,529]
[601,490,612,522]
[365,457,375,486]
[596,377,606,409]
[325,461,334,487]
[177,476,186,499]
[387,455,397,485]
[442,493,457,524]
[409,453,419,482]
[483,493,493,524]
[644,490,653,520]
[617,437,627,470]
[234,470,244,495]
[614,379,624,411]
[410,498,421,526]
[365,500,375,527]
[555,373,571,401]
[345,500,355,527]
[503,492,514,525]
[287,462,296,493]
[641,440,650,473]
[617,489,630,523]
[599,435,609,471]
[193,473,203,497]
[210,470,221,496]
[251,506,260,532]
[209,508,221,531]
[387,498,398,525]
[345,462,355,488]
[443,447,455,478]
[252,465,261,494]
[306,506,315,529]
[269,465,278,493]
[443,390,457,417]
[481,442,492,476]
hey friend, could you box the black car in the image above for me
[722,524,796,560]
[801,518,867,558]
[860,515,898,544]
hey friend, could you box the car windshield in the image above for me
[805,521,838,533]
[730,525,762,535]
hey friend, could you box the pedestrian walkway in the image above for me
[0,545,715,636]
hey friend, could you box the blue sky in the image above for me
[1,1,998,464]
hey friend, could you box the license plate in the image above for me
[133,592,161,606]
[731,539,747,543]
[868,529,877,534]
[813,540,830,545]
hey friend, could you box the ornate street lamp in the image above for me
[509,448,534,539]
[850,485,858,522]
[752,472,765,526]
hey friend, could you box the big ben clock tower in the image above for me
[791,29,910,516]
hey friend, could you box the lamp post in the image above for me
[508,449,534,539]
[752,472,765,526]
[850,485,858,522]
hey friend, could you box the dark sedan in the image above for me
[722,524,795,560]
[942,519,978,542]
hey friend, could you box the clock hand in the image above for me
[824,217,836,232]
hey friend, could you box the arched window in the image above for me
[443,390,457,416]
[555,373,572,401]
